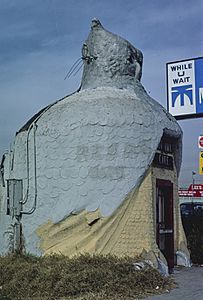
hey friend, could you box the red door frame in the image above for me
[156,179,174,271]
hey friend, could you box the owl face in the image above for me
[81,20,143,87]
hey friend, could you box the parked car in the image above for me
[180,202,203,216]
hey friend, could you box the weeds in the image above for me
[0,254,174,300]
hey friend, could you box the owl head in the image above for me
[80,19,143,90]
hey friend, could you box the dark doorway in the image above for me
[156,179,174,272]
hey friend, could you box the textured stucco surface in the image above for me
[0,20,183,256]
[34,86,182,220]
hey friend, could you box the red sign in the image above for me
[179,184,203,197]
[199,136,203,149]
[178,190,194,197]
[188,184,203,191]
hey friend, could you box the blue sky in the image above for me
[0,0,203,186]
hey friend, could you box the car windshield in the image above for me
[180,203,203,215]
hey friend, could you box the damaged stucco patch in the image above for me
[36,170,159,257]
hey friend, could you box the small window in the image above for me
[157,137,175,154]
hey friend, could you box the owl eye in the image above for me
[82,43,97,64]
[127,55,134,64]
[82,43,89,59]
[127,49,137,64]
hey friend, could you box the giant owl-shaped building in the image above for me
[0,20,189,271]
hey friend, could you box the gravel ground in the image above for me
[145,266,203,300]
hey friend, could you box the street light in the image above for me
[192,171,196,185]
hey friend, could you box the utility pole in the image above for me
[192,171,196,213]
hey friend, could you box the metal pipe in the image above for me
[21,123,37,215]
[191,171,196,213]
[0,153,6,187]
[21,124,33,205]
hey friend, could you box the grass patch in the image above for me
[0,254,174,300]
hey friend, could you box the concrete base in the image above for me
[176,250,192,267]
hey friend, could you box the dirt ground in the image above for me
[145,266,203,300]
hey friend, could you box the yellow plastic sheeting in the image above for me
[36,188,137,257]
[36,170,159,257]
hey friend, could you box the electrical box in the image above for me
[7,179,23,218]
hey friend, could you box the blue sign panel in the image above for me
[195,58,203,114]
[167,57,203,119]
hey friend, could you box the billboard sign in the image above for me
[179,184,203,197]
[199,151,203,175]
[167,57,203,120]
